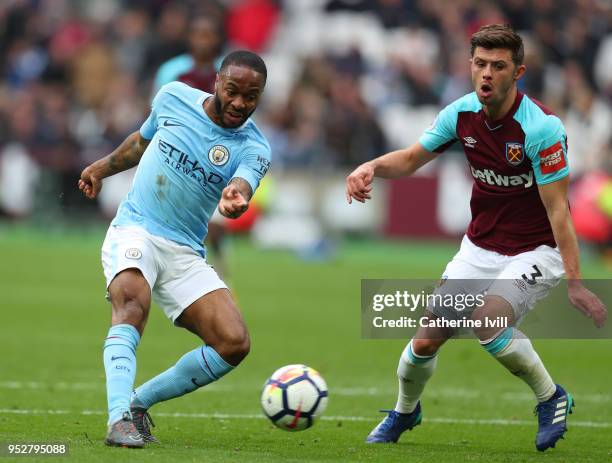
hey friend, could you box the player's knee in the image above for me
[108,271,150,328]
[216,328,251,366]
[472,296,515,341]
[411,338,440,357]
[472,308,504,341]
[110,292,149,331]
[471,311,488,340]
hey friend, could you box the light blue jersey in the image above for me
[112,81,271,255]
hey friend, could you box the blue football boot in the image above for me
[365,402,422,443]
[535,384,574,451]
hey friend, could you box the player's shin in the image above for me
[132,345,233,409]
[395,340,438,414]
[481,327,556,402]
[103,324,141,424]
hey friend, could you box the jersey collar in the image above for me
[482,91,523,131]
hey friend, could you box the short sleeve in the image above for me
[418,104,459,153]
[232,149,271,194]
[139,86,169,140]
[139,110,157,140]
[525,116,569,185]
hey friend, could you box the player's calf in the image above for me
[479,326,572,451]
[366,336,441,444]
[480,327,556,401]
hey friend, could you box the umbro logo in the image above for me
[164,120,181,127]
[463,136,477,148]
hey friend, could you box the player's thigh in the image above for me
[176,288,249,348]
[151,240,230,328]
[101,226,158,327]
[487,245,564,323]
[429,236,499,323]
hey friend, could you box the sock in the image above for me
[394,340,438,414]
[103,324,140,425]
[481,327,556,402]
[132,345,233,410]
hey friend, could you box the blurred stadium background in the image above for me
[1,1,611,461]
[1,0,611,247]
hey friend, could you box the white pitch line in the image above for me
[0,408,610,428]
[1,381,610,404]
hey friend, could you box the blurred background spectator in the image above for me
[0,0,610,253]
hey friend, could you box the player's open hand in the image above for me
[219,184,248,219]
[568,281,607,328]
[78,167,102,199]
[346,162,374,204]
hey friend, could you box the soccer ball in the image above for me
[261,364,328,431]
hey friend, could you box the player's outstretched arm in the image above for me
[538,178,608,327]
[78,130,150,199]
[218,177,252,219]
[346,142,438,203]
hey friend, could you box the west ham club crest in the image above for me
[506,142,524,166]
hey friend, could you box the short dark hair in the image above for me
[219,50,267,83]
[470,24,524,66]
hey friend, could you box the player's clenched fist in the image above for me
[346,162,374,204]
[218,184,248,219]
[78,167,102,199]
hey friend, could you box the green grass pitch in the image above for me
[1,226,611,462]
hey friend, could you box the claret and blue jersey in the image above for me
[419,91,569,255]
[112,81,271,255]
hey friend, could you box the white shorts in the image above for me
[431,235,565,323]
[101,225,227,323]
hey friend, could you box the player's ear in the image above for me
[214,74,220,92]
[514,64,526,81]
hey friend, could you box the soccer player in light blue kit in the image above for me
[78,50,271,447]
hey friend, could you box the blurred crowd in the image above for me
[0,0,611,225]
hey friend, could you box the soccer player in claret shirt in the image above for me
[79,51,271,447]
[346,24,607,451]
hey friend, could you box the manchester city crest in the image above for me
[505,142,524,166]
[208,145,230,166]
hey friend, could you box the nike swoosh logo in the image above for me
[163,120,181,127]
[111,356,130,361]
[191,377,203,388]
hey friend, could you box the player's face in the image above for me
[470,47,525,108]
[214,65,265,128]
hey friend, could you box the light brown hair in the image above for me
[470,24,524,66]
